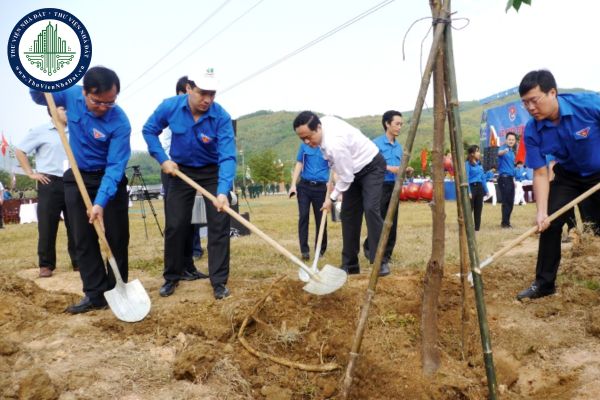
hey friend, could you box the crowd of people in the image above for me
[3,66,598,315]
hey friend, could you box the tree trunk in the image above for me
[421,0,446,376]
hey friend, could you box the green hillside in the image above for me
[235,99,486,166]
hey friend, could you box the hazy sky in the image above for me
[2,0,599,154]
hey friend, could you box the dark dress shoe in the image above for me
[341,265,360,275]
[66,297,107,314]
[213,284,230,300]
[379,262,391,277]
[516,284,556,301]
[301,252,310,261]
[159,280,179,297]
[180,269,209,281]
[39,267,53,278]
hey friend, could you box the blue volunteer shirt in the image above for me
[296,144,329,182]
[484,170,495,182]
[372,134,403,183]
[497,143,516,176]
[465,160,488,195]
[30,86,131,208]
[514,166,528,182]
[16,122,68,177]
[142,95,236,195]
[525,93,600,176]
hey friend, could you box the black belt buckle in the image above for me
[308,180,324,185]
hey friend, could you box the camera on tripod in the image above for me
[127,165,163,238]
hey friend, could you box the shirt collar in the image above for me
[533,94,572,131]
[181,94,217,120]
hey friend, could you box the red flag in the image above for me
[421,148,428,173]
[516,132,526,164]
[0,134,8,156]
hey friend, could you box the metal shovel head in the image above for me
[103,279,151,322]
[302,264,347,295]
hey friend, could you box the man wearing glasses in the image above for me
[517,69,600,300]
[30,66,131,314]
[143,68,236,300]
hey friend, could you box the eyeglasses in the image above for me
[521,94,546,108]
[88,96,117,108]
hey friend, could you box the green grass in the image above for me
[0,195,540,281]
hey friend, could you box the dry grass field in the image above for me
[2,195,600,399]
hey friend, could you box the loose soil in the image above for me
[2,236,600,399]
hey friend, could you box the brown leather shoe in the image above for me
[39,267,53,278]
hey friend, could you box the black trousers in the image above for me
[341,153,386,268]
[297,180,328,254]
[363,182,398,262]
[535,164,600,289]
[498,175,515,226]
[164,165,230,288]
[161,172,199,272]
[63,169,129,303]
[0,202,3,228]
[470,182,485,231]
[37,176,77,269]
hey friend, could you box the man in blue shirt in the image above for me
[362,110,404,276]
[159,76,206,281]
[143,69,236,300]
[30,66,132,314]
[15,106,78,278]
[517,69,600,300]
[497,132,517,227]
[289,143,330,261]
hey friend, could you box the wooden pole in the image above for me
[442,1,498,397]
[421,0,446,376]
[339,6,450,398]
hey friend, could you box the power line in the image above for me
[122,0,264,100]
[220,0,396,95]
[123,0,232,92]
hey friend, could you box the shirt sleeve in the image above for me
[524,122,546,170]
[296,145,304,162]
[142,100,171,165]
[215,114,237,196]
[30,87,72,108]
[94,122,131,208]
[15,127,43,155]
[330,139,355,199]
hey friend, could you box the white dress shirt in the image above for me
[319,116,379,200]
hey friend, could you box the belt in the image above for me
[45,174,63,181]
[499,174,513,178]
[470,182,482,186]
[302,180,327,186]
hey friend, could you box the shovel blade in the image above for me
[302,265,347,295]
[103,279,151,322]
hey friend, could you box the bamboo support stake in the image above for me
[442,1,498,397]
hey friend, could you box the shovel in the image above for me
[45,93,151,322]
[173,170,347,295]
[469,180,600,284]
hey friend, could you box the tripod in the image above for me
[128,165,163,239]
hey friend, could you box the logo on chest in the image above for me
[574,127,590,139]
[92,128,106,140]
[199,133,212,144]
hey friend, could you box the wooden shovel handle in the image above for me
[173,169,313,275]
[478,180,600,271]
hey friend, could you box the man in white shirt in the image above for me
[15,106,78,277]
[293,111,386,274]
